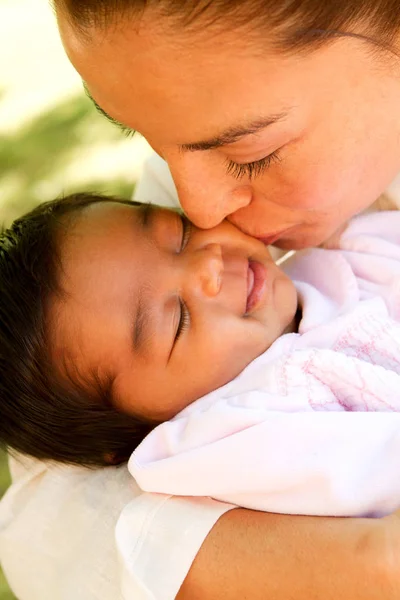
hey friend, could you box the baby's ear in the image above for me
[103,452,119,466]
[103,451,128,467]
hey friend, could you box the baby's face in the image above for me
[51,201,297,421]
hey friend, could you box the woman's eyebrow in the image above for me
[179,113,288,153]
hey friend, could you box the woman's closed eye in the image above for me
[226,150,281,180]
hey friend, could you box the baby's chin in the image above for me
[283,312,300,335]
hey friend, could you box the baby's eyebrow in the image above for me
[131,204,160,354]
[137,202,156,229]
[132,289,152,354]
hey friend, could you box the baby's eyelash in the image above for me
[175,298,190,343]
[180,216,192,252]
[226,151,281,180]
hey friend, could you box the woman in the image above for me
[1,1,400,598]
[56,0,400,248]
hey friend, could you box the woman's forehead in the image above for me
[59,14,299,136]
[59,11,372,155]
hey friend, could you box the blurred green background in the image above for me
[0,451,12,599]
[0,0,150,597]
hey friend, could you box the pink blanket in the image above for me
[130,212,400,517]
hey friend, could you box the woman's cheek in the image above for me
[290,164,343,213]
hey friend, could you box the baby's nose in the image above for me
[193,243,223,298]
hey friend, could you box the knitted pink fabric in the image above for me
[130,212,400,517]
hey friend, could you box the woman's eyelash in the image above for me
[226,151,281,180]
[175,298,190,343]
[122,127,136,139]
[180,216,192,251]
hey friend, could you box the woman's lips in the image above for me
[257,226,296,246]
[246,261,267,313]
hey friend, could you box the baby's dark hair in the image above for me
[0,193,154,468]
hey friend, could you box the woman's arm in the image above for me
[178,508,396,599]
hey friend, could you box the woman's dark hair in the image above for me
[55,0,400,51]
[0,193,154,468]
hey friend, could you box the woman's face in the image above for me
[59,15,400,248]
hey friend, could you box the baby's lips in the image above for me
[245,261,267,314]
[246,263,255,302]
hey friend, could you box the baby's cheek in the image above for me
[223,324,268,373]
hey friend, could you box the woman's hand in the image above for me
[177,507,398,599]
[368,194,398,213]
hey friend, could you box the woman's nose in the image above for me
[170,154,252,229]
[184,188,252,230]
[188,243,223,298]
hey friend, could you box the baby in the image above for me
[0,192,296,468]
[1,193,400,517]
[131,208,400,518]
